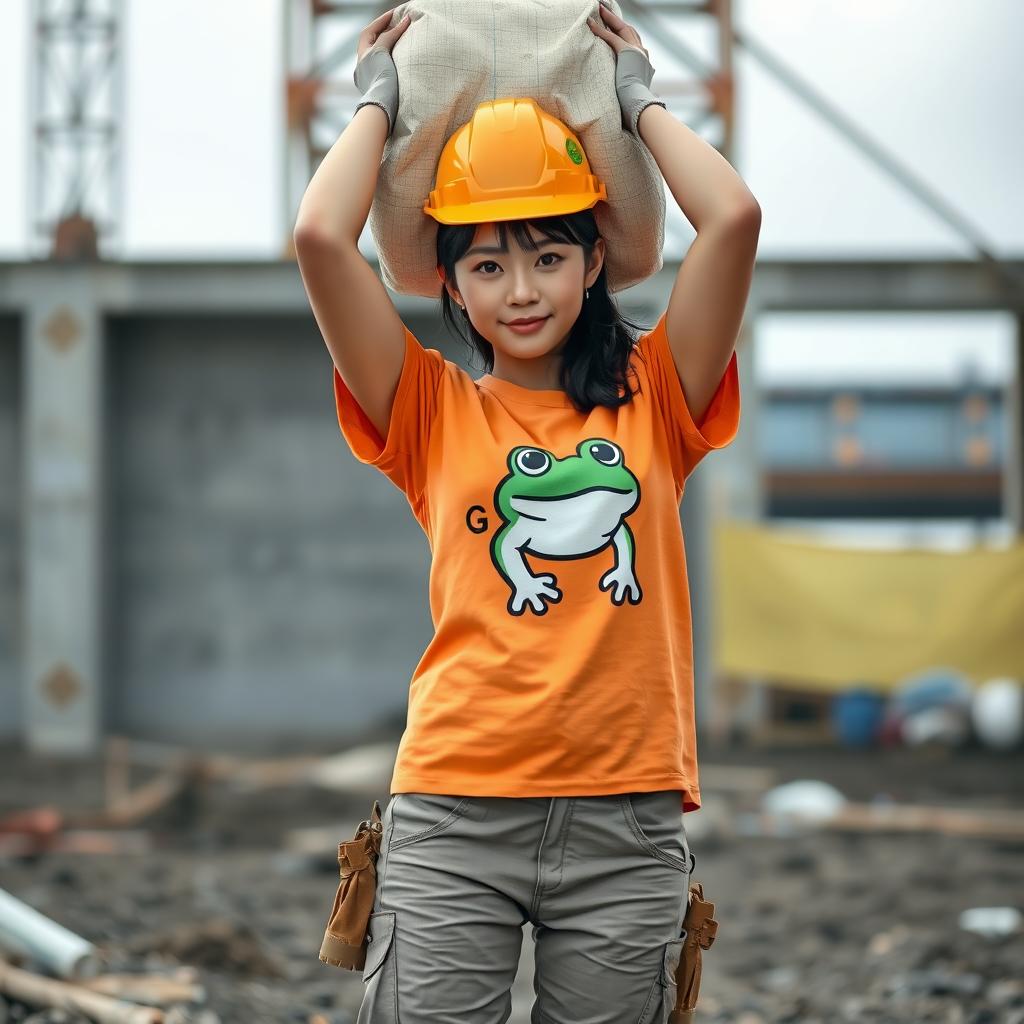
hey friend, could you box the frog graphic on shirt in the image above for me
[490,438,643,616]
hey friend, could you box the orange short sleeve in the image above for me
[332,324,445,507]
[634,309,741,486]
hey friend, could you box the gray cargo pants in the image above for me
[356,790,693,1024]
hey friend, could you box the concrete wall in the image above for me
[102,312,467,750]
[0,316,22,736]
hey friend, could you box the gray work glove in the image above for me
[353,48,400,137]
[353,10,410,136]
[614,45,667,138]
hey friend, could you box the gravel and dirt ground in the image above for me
[1,737,1022,1024]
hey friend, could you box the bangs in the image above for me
[495,215,588,254]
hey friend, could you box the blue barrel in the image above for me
[831,688,886,747]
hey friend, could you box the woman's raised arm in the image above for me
[591,1,760,425]
[293,9,413,443]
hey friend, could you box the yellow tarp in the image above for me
[713,521,1024,689]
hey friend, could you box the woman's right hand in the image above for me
[588,1,665,137]
[353,8,413,137]
[357,7,411,63]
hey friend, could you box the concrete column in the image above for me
[283,0,314,256]
[689,303,768,737]
[1005,314,1024,534]
[23,268,104,752]
[681,461,711,727]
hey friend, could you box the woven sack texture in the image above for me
[368,0,666,296]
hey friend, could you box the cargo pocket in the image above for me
[660,935,686,1022]
[360,911,398,1021]
[636,935,686,1024]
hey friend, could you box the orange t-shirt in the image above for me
[332,309,740,812]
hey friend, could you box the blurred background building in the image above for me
[0,0,1021,754]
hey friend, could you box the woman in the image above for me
[294,4,759,1021]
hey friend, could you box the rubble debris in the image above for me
[122,921,285,980]
[78,974,205,1008]
[754,782,1024,839]
[879,667,974,748]
[971,677,1024,751]
[761,780,847,822]
[0,832,152,859]
[827,801,1024,839]
[958,907,1022,939]
[0,960,162,1024]
[0,808,63,848]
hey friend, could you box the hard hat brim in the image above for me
[423,189,607,226]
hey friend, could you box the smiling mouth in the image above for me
[504,316,550,326]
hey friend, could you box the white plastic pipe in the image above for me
[0,887,101,979]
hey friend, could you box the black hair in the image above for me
[436,208,652,413]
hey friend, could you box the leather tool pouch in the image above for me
[318,800,384,970]
[669,879,720,1023]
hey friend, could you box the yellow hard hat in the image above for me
[423,97,608,226]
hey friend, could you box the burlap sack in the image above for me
[369,0,666,297]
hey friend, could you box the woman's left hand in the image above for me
[587,0,650,59]
[588,0,665,137]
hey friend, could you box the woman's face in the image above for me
[447,221,605,361]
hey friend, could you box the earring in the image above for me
[585,288,590,300]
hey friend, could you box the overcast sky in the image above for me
[0,0,1018,381]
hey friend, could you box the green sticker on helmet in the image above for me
[565,138,583,165]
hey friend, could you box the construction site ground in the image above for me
[1,736,1022,1024]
